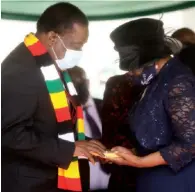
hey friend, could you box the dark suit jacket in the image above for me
[1,43,76,192]
[177,44,195,75]
[93,98,102,119]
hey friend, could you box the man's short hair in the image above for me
[68,66,86,84]
[172,28,195,45]
[37,2,88,34]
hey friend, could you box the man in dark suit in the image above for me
[68,66,110,191]
[93,98,103,120]
[1,2,105,192]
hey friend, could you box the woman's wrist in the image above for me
[132,155,154,168]
[133,152,167,168]
[130,155,144,168]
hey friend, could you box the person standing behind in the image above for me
[1,3,106,192]
[68,66,110,191]
[172,27,195,46]
[101,26,146,190]
[172,28,195,74]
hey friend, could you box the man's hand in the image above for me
[74,140,106,164]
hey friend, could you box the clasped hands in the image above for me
[74,140,141,167]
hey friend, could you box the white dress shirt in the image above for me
[83,97,110,190]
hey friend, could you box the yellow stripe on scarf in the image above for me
[24,33,38,46]
[77,119,84,133]
[58,161,80,178]
[50,91,68,109]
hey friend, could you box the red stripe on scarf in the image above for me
[77,106,83,119]
[27,41,47,56]
[55,107,71,122]
[58,176,82,191]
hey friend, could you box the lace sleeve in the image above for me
[160,75,195,172]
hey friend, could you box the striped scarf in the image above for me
[24,33,85,191]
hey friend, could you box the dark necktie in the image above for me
[84,107,101,139]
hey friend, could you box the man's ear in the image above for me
[47,31,58,47]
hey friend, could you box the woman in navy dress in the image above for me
[108,18,195,192]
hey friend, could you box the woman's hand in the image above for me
[108,147,167,168]
[108,146,141,167]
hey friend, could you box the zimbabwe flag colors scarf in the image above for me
[24,33,85,191]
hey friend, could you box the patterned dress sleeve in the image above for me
[160,75,195,172]
[101,75,134,149]
[101,77,122,149]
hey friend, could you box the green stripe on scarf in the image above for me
[46,79,64,93]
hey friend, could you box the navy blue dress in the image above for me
[130,57,195,192]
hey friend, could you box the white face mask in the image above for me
[52,36,83,70]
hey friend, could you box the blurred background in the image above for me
[1,1,195,99]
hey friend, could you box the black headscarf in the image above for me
[110,18,173,71]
